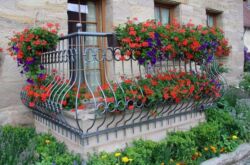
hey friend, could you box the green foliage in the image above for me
[0,126,36,165]
[0,126,81,165]
[191,122,221,150]
[240,73,250,92]
[87,152,118,165]
[123,140,158,165]
[162,131,197,164]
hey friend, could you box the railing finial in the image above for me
[76,23,82,32]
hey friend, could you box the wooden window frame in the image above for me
[155,3,175,24]
[67,0,106,84]
[67,0,104,32]
[206,9,223,28]
[206,12,217,27]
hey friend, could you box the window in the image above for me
[67,0,102,33]
[206,10,222,27]
[154,3,175,24]
[67,0,105,87]
[207,13,217,27]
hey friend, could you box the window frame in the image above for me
[67,0,106,85]
[206,12,217,27]
[154,3,175,24]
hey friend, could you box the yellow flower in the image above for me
[210,146,217,153]
[45,139,50,144]
[176,163,181,165]
[161,163,165,165]
[114,152,121,157]
[204,147,208,151]
[122,156,129,163]
[198,152,202,157]
[232,135,238,140]
[194,152,199,157]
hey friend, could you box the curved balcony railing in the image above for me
[20,29,227,143]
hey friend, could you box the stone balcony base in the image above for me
[34,110,205,159]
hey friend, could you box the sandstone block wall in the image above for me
[0,0,244,125]
[0,0,68,126]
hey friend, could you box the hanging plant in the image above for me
[8,23,60,85]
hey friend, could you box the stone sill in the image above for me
[201,143,250,165]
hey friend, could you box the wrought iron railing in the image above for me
[20,25,226,144]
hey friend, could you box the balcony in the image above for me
[19,25,226,155]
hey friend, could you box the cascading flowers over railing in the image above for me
[114,18,231,65]
[8,23,59,84]
[8,23,60,107]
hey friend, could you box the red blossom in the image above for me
[29,102,35,108]
[128,105,134,110]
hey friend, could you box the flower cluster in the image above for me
[98,71,221,112]
[23,72,87,111]
[8,23,59,84]
[22,83,51,108]
[115,18,231,65]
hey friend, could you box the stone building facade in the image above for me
[0,0,244,125]
[244,0,250,52]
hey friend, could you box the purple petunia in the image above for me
[12,45,19,53]
[24,66,30,72]
[206,55,214,63]
[138,57,145,65]
[26,78,34,84]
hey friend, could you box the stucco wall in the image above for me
[0,0,244,125]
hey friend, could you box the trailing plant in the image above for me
[115,18,231,65]
[8,23,59,84]
[97,71,221,113]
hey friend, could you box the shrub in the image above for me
[123,140,157,165]
[191,122,221,150]
[0,126,81,165]
[0,126,36,165]
[87,152,117,165]
[161,131,197,164]
[240,73,250,92]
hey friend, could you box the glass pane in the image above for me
[68,22,77,34]
[68,11,79,21]
[207,15,214,27]
[67,1,97,24]
[86,70,101,89]
[86,1,96,22]
[154,6,161,23]
[161,8,170,24]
